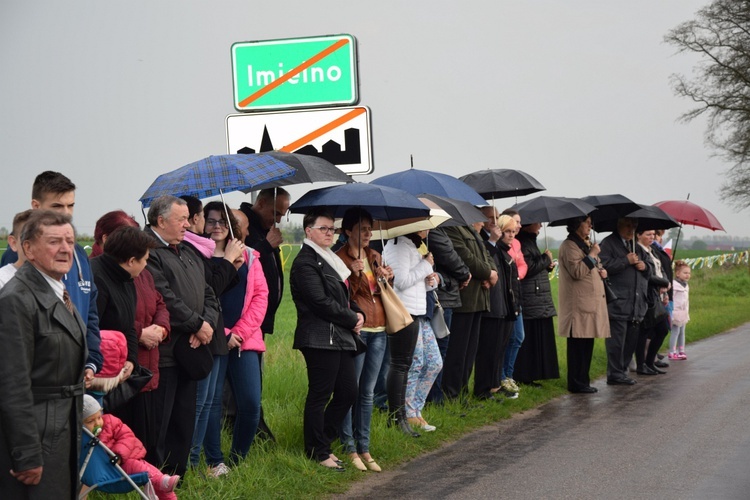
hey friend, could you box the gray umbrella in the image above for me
[460,169,546,198]
[240,150,353,192]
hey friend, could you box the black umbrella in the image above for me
[459,169,546,198]
[593,205,681,233]
[511,196,596,225]
[240,150,353,192]
[417,193,487,227]
[580,194,642,226]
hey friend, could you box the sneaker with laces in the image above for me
[207,462,231,478]
[678,351,687,360]
[501,379,519,394]
[508,379,521,392]
[668,352,680,360]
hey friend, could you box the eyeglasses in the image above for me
[205,218,228,228]
[309,226,336,234]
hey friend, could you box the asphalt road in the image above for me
[339,323,750,500]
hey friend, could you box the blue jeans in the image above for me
[203,354,228,466]
[190,354,226,467]
[373,341,390,411]
[227,350,262,464]
[339,330,387,454]
[502,310,524,380]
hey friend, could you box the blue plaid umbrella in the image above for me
[370,168,487,206]
[139,154,296,207]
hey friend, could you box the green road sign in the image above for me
[232,34,358,112]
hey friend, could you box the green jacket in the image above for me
[443,226,496,313]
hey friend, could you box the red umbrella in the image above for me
[653,200,725,231]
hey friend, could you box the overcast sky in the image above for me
[2,0,745,241]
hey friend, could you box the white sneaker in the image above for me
[207,462,230,478]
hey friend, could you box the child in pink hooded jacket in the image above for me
[82,394,179,499]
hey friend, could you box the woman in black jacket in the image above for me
[91,226,158,384]
[514,223,560,385]
[291,208,364,471]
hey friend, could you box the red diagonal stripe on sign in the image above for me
[280,107,366,153]
[238,38,349,108]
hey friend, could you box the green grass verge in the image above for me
[63,247,749,499]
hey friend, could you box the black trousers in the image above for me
[301,348,357,462]
[567,337,595,391]
[474,317,513,397]
[645,317,670,366]
[605,319,640,380]
[386,320,419,414]
[148,365,197,477]
[442,311,482,399]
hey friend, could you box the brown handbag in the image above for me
[377,277,414,334]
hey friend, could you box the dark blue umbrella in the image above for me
[370,169,487,206]
[289,183,430,221]
[139,154,296,207]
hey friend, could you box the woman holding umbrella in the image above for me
[514,222,559,386]
[291,208,364,470]
[557,216,610,393]
[383,229,439,436]
[335,208,392,472]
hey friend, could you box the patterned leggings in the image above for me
[406,317,443,418]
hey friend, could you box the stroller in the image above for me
[79,426,156,499]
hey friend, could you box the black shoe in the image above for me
[607,377,637,386]
[387,411,421,438]
[656,353,665,360]
[636,365,658,376]
[569,386,598,394]
[647,364,667,374]
[654,360,669,368]
[517,380,543,388]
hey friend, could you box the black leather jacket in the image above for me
[291,244,363,351]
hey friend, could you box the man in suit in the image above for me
[599,217,651,385]
[0,211,87,499]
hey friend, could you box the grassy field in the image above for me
[13,243,743,499]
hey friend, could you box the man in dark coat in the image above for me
[441,223,497,400]
[0,211,87,499]
[239,187,290,440]
[239,187,290,335]
[599,217,651,385]
[143,195,220,477]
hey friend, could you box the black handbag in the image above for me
[643,290,668,328]
[173,333,214,380]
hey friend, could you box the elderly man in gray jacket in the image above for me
[0,210,86,499]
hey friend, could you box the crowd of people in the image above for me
[0,170,692,496]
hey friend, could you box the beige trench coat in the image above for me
[557,239,610,339]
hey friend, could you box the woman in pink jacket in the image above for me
[204,201,269,464]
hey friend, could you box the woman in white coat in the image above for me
[385,230,443,432]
